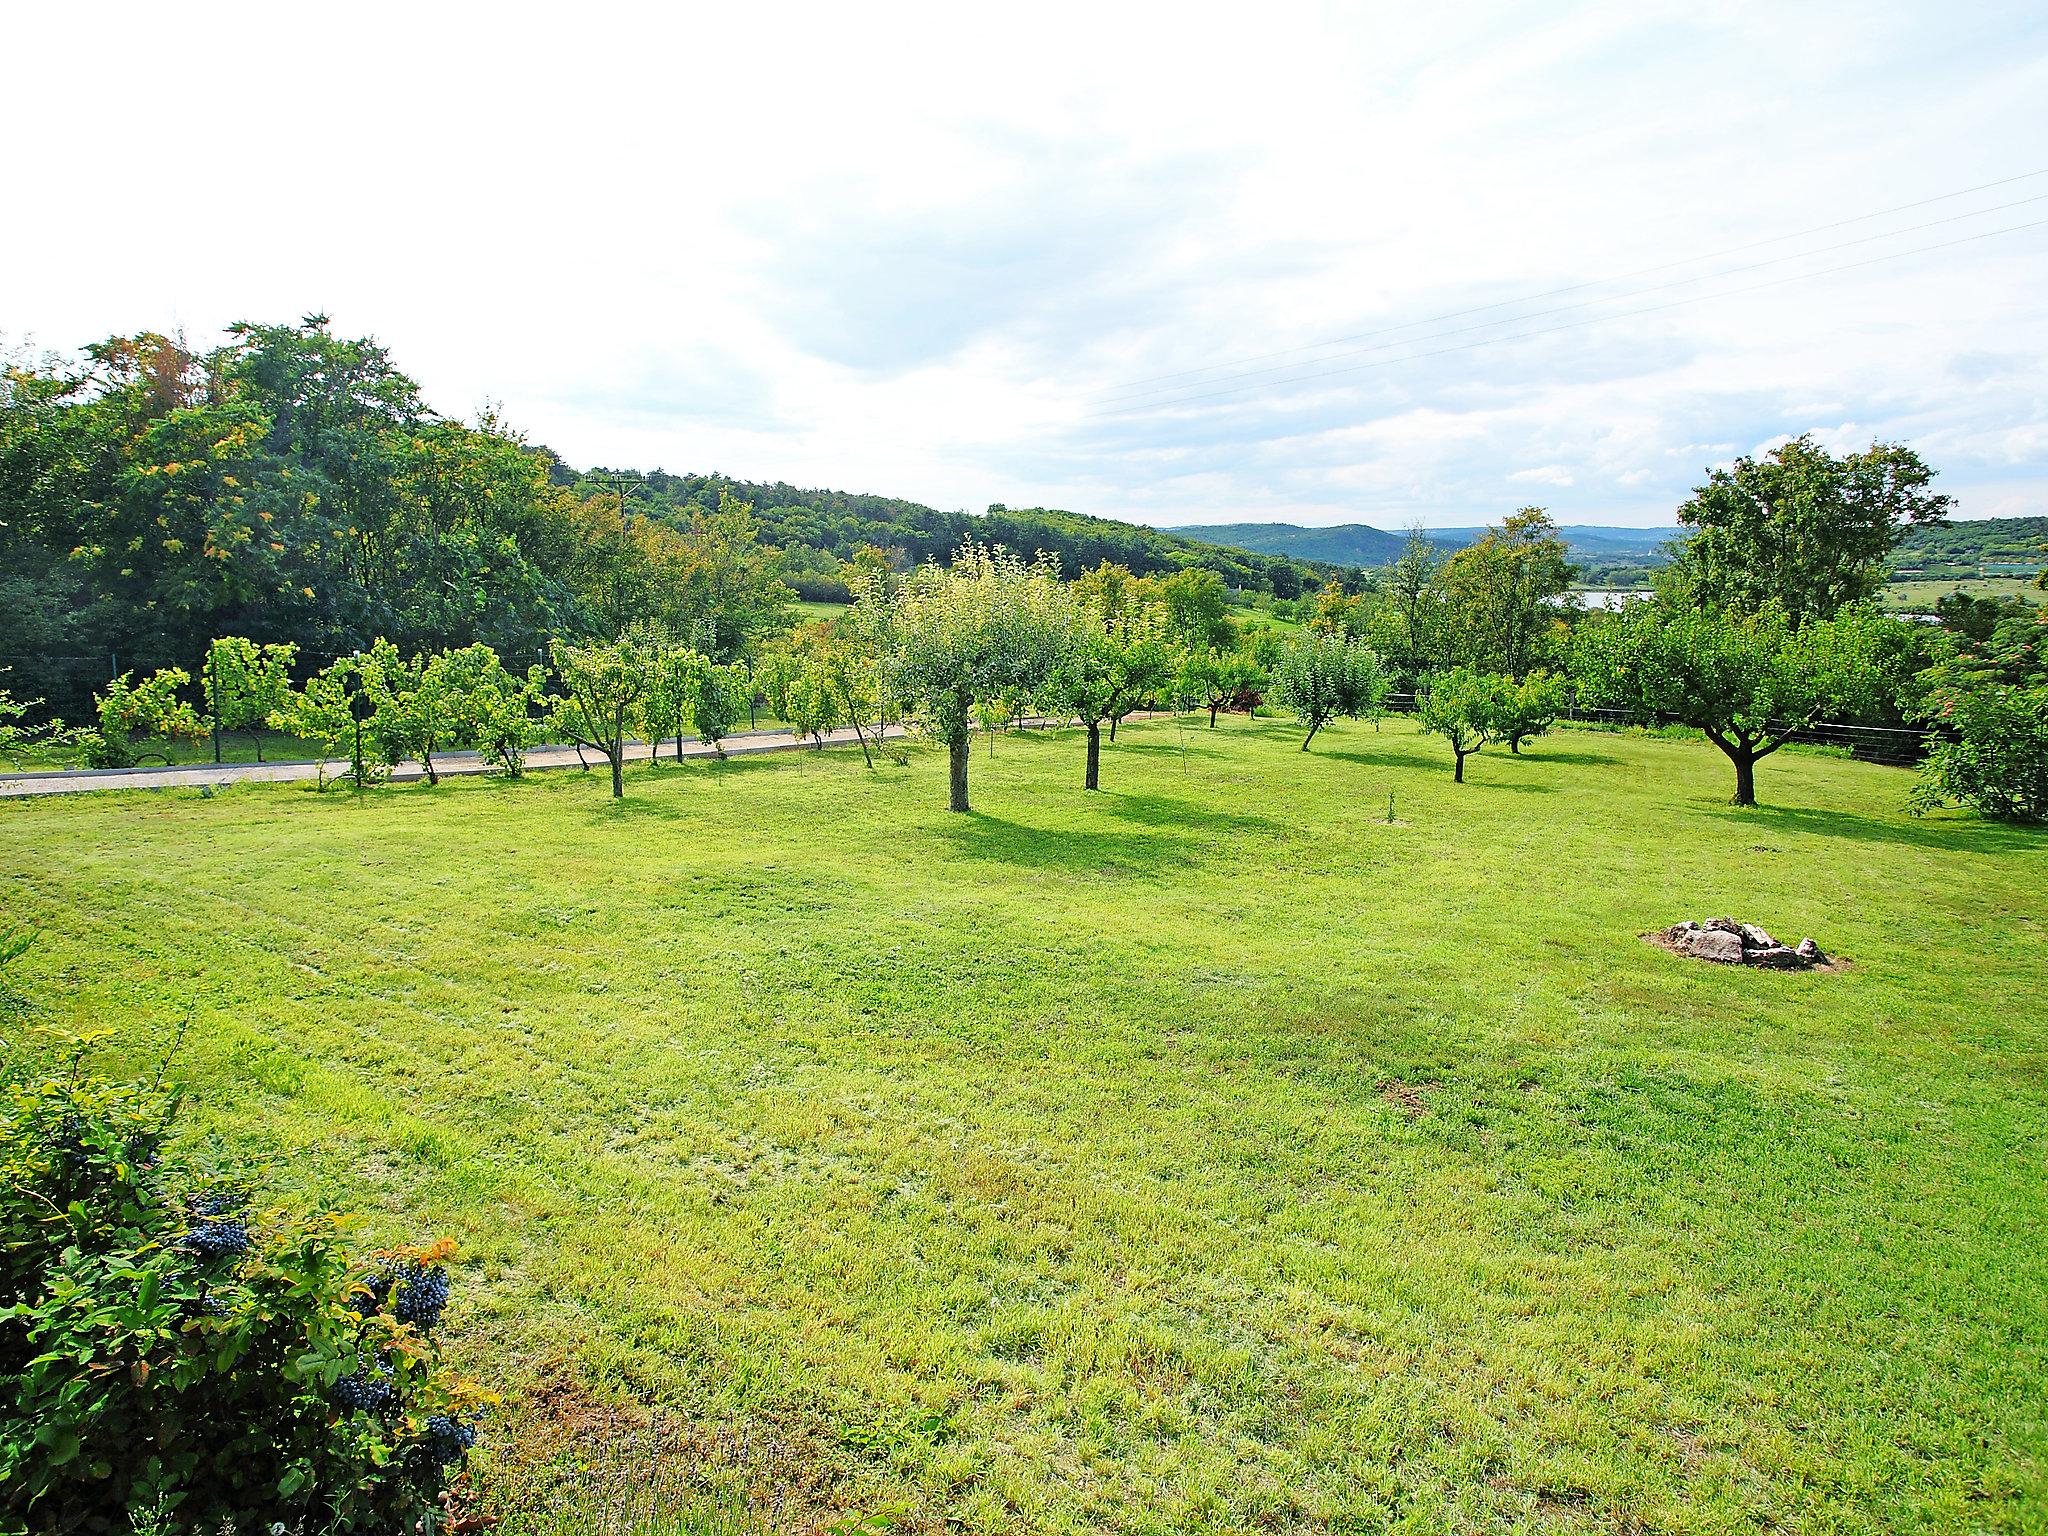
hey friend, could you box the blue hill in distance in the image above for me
[1163,521,1678,568]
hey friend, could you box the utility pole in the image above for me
[594,469,647,533]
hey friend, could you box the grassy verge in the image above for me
[2,718,2043,1532]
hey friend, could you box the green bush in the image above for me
[1910,682,2048,824]
[1,1038,490,1533]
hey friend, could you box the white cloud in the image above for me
[2,0,2044,528]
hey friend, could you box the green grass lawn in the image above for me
[3,719,2045,1533]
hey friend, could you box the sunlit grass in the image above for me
[3,717,2043,1533]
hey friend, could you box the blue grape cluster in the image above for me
[362,1259,451,1331]
[52,1113,90,1173]
[415,1414,477,1467]
[331,1357,400,1418]
[182,1192,251,1260]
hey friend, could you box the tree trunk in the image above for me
[1085,721,1101,789]
[948,734,969,812]
[1108,716,1117,742]
[423,749,438,787]
[1208,703,1219,727]
[610,750,624,799]
[1732,750,1756,807]
[1508,737,1520,755]
[1454,749,1466,783]
[212,725,222,765]
[1301,717,1320,751]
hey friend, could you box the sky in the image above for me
[5,1,2046,530]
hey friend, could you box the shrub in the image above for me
[80,670,205,770]
[1909,682,2048,823]
[0,1040,490,1533]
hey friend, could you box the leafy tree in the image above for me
[1045,601,1174,790]
[877,542,1067,812]
[1271,632,1390,750]
[550,637,650,798]
[1669,435,1952,626]
[201,636,297,762]
[353,641,459,786]
[756,640,845,749]
[1907,608,2048,822]
[82,669,204,769]
[1387,522,1445,674]
[1156,568,1236,652]
[1573,599,1895,805]
[1435,508,1575,677]
[271,654,382,788]
[690,662,753,758]
[1304,580,1366,639]
[641,637,712,762]
[1490,671,1566,754]
[442,644,550,777]
[1414,667,1501,782]
[1176,646,1267,727]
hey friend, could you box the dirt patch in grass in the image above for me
[472,1362,875,1535]
[1379,1079,1433,1119]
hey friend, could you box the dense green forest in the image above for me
[550,469,1325,601]
[0,319,1315,714]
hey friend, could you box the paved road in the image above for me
[0,723,909,798]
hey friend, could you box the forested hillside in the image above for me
[553,469,1323,600]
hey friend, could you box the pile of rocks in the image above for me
[1652,917,1828,970]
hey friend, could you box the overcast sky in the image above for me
[6,2,2045,529]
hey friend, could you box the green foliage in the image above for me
[0,684,75,768]
[1271,632,1390,749]
[604,474,1320,603]
[640,638,714,762]
[550,637,653,798]
[1573,598,1898,805]
[436,643,549,778]
[0,1043,487,1533]
[1909,683,2048,824]
[1909,609,2048,822]
[1413,666,1502,780]
[1489,672,1567,754]
[0,323,794,717]
[1669,435,1952,626]
[690,663,753,757]
[875,542,1070,811]
[1176,646,1268,726]
[270,654,380,788]
[1044,600,1175,789]
[82,669,205,769]
[1434,508,1577,677]
[201,637,297,763]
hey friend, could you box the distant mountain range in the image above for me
[1165,517,2043,577]
[1165,521,1679,567]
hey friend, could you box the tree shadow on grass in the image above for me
[1102,791,1288,838]
[1325,744,1450,773]
[1509,745,1621,767]
[1732,802,2048,854]
[936,811,1197,875]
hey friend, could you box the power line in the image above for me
[1090,191,2048,414]
[1088,167,2048,402]
[1084,216,2048,419]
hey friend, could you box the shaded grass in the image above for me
[2,717,2045,1533]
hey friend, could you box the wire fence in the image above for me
[1380,693,1936,766]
